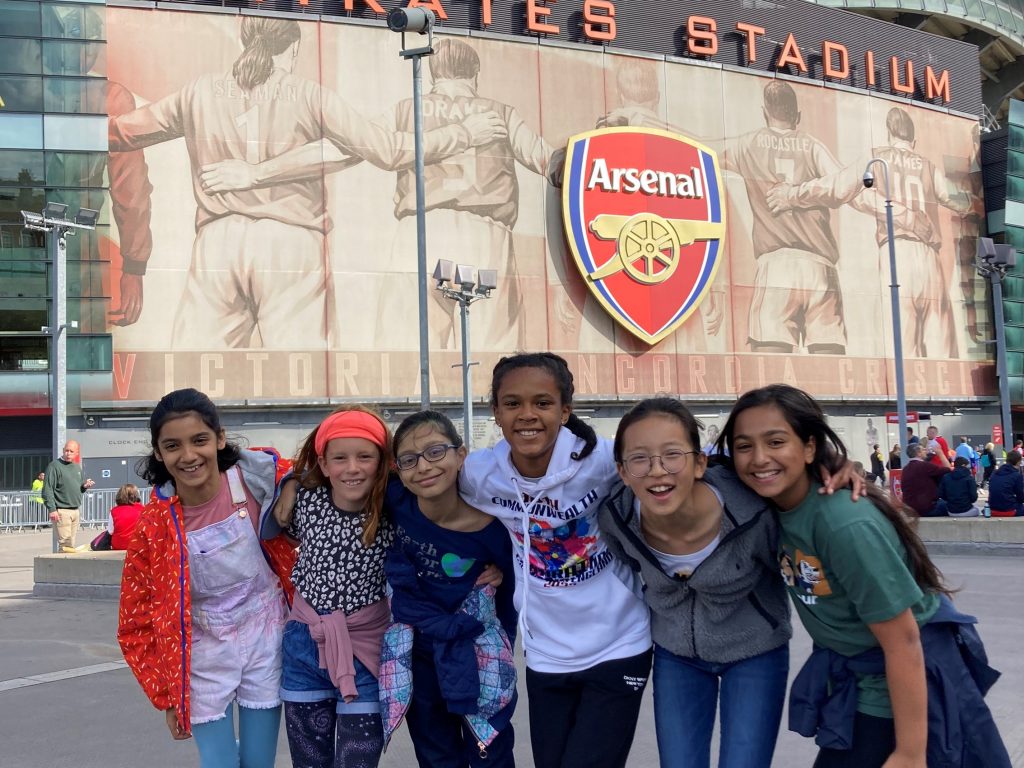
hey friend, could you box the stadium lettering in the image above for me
[178,0,956,103]
[585,158,705,199]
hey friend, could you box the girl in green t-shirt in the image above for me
[719,384,1008,768]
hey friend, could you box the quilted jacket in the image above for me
[117,450,296,733]
[380,584,517,751]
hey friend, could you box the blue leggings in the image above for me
[192,704,281,768]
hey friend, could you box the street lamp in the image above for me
[863,159,909,464]
[387,6,436,409]
[433,259,496,450]
[976,236,1016,450]
[21,205,99,461]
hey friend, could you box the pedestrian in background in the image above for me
[42,441,95,553]
[30,471,45,505]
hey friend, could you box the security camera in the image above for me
[85,415,96,427]
[862,170,874,189]
[387,7,435,34]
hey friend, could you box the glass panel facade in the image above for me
[0,39,42,75]
[0,297,49,332]
[0,114,43,150]
[0,185,46,223]
[44,77,105,113]
[41,41,105,77]
[0,0,42,37]
[0,335,48,372]
[67,334,111,371]
[1001,106,1024,411]
[45,151,107,187]
[42,114,106,151]
[0,259,48,297]
[43,4,105,40]
[0,150,44,185]
[0,75,44,112]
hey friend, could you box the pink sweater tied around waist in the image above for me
[289,592,391,702]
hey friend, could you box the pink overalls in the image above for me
[187,467,287,724]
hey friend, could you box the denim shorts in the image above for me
[279,620,380,715]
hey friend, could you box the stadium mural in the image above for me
[91,7,992,404]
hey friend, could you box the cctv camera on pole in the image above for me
[387,7,437,407]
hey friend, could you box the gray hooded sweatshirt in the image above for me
[598,463,790,664]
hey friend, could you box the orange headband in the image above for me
[314,411,388,457]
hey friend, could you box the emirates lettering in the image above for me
[586,157,704,199]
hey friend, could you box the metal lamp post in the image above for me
[387,7,436,409]
[21,204,99,460]
[863,159,909,464]
[433,259,496,450]
[976,237,1016,450]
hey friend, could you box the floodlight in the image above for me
[433,259,455,287]
[75,207,99,228]
[994,243,1017,268]
[454,264,476,291]
[477,269,497,294]
[977,237,997,263]
[43,202,68,220]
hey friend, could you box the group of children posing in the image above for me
[118,352,1009,768]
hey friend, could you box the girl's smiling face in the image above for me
[616,414,705,518]
[317,437,381,512]
[153,412,226,506]
[731,404,816,511]
[492,366,570,477]
[395,425,465,504]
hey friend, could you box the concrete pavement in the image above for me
[1,530,1021,767]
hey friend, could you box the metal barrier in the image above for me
[0,488,152,532]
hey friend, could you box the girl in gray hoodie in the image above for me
[598,398,791,768]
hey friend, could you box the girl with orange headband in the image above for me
[268,406,394,768]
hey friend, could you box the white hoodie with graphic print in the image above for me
[461,428,651,673]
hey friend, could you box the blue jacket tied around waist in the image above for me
[379,545,517,750]
[788,595,1009,767]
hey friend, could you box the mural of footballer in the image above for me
[767,106,975,359]
[107,18,505,350]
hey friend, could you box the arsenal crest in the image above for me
[562,128,726,345]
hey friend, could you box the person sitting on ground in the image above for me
[901,443,951,517]
[99,484,145,550]
[988,450,1024,517]
[938,457,979,518]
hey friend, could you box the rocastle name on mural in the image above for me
[585,158,705,199]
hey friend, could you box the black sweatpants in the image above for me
[525,648,652,768]
[811,712,896,768]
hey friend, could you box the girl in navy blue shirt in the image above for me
[385,410,517,767]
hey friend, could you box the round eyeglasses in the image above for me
[395,443,459,472]
[622,450,699,478]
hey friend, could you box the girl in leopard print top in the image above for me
[273,405,394,768]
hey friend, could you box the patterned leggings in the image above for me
[284,701,383,768]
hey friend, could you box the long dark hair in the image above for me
[489,352,597,461]
[136,388,241,488]
[292,405,392,547]
[233,17,301,90]
[614,398,703,463]
[720,384,948,595]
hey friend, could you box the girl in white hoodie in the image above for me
[459,353,652,768]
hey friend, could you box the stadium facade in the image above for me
[0,0,1018,487]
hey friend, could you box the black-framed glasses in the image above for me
[622,450,699,478]
[395,443,459,472]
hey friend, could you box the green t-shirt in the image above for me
[778,483,940,717]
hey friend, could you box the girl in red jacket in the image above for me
[118,388,296,768]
